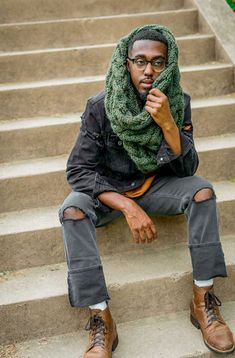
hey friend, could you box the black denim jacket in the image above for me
[67,91,199,211]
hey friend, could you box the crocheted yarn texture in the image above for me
[105,24,184,173]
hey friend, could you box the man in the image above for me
[59,24,234,357]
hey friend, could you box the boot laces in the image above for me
[204,291,222,325]
[85,314,106,349]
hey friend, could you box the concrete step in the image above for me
[0,63,234,121]
[2,302,235,358]
[0,0,185,24]
[195,133,235,181]
[0,114,81,163]
[1,94,235,163]
[0,237,235,344]
[1,132,234,212]
[0,34,216,83]
[0,9,198,52]
[0,181,235,271]
[192,93,235,137]
[0,155,70,213]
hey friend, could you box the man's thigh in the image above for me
[137,175,213,216]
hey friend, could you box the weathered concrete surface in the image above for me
[0,10,198,51]
[195,0,235,65]
[3,302,235,358]
[1,0,235,352]
[1,95,235,163]
[0,64,234,121]
[0,239,235,344]
[0,142,234,213]
[0,35,215,83]
[0,0,185,24]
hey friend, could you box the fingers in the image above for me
[132,228,140,244]
[149,88,163,95]
[146,94,163,103]
[133,223,157,244]
[145,105,159,117]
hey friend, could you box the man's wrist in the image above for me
[120,197,137,215]
[161,118,177,133]
[98,191,136,214]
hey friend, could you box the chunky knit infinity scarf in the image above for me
[104,24,184,173]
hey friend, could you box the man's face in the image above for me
[127,40,167,101]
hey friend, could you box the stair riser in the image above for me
[181,66,234,99]
[1,147,234,213]
[0,172,70,213]
[1,210,235,271]
[0,81,103,121]
[193,102,235,138]
[1,0,184,24]
[0,266,234,344]
[0,121,81,163]
[0,36,215,83]
[1,102,235,163]
[0,10,198,52]
[196,147,235,181]
[0,67,233,121]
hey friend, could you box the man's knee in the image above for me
[193,188,214,202]
[59,192,95,223]
[63,207,86,220]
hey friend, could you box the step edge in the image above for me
[0,240,234,306]
[0,63,233,91]
[0,8,197,28]
[0,34,215,58]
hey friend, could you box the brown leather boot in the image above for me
[190,283,235,354]
[83,306,119,358]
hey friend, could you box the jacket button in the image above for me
[131,182,135,187]
[160,157,164,161]
[118,140,122,146]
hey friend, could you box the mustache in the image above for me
[140,77,154,83]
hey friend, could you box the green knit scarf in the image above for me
[104,24,184,173]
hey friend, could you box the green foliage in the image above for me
[226,0,235,11]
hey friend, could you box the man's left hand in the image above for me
[145,88,174,130]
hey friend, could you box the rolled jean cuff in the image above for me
[189,242,227,280]
[67,265,110,307]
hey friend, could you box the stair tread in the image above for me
[0,113,81,131]
[0,62,233,92]
[0,34,214,57]
[0,180,235,236]
[1,0,234,352]
[194,132,235,151]
[0,236,234,306]
[1,131,235,178]
[0,8,196,28]
[0,155,67,179]
[1,93,234,126]
[192,92,235,108]
[5,302,235,358]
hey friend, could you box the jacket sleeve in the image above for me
[156,93,199,177]
[66,99,118,208]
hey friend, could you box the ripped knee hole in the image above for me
[193,188,214,202]
[63,207,86,220]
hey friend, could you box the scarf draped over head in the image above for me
[104,24,184,174]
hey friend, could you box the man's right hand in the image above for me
[98,191,157,244]
[122,199,157,244]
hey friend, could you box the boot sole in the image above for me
[190,314,235,355]
[112,334,119,352]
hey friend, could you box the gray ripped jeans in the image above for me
[59,175,227,307]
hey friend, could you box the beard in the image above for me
[138,89,150,102]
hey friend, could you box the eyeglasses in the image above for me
[127,57,165,72]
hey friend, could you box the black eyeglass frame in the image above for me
[127,57,166,72]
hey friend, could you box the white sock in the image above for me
[194,279,213,287]
[89,301,107,311]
